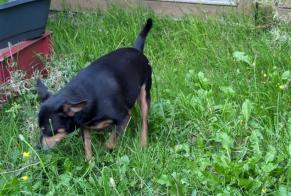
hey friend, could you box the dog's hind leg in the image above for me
[82,128,92,160]
[139,83,150,147]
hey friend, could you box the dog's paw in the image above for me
[85,154,93,161]
[141,141,147,148]
[105,141,116,150]
[141,136,147,148]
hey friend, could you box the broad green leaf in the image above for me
[215,132,234,150]
[117,155,130,166]
[277,186,289,196]
[265,145,276,163]
[64,158,73,172]
[238,178,253,187]
[157,175,172,187]
[241,99,253,123]
[89,176,95,185]
[282,70,291,80]
[191,189,197,196]
[198,71,208,85]
[117,155,130,175]
[250,129,263,156]
[219,86,236,95]
[233,51,251,65]
[59,174,72,186]
[174,143,190,157]
[261,163,277,173]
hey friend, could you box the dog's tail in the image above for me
[134,18,153,53]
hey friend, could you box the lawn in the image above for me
[0,7,290,195]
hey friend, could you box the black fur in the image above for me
[134,18,152,52]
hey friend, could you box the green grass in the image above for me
[0,0,8,4]
[1,7,291,195]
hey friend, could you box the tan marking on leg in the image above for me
[83,129,92,160]
[139,84,149,147]
[42,133,67,149]
[105,129,118,150]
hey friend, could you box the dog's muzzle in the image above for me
[37,133,67,150]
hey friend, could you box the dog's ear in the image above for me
[63,100,87,117]
[36,79,52,101]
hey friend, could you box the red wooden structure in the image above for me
[0,32,52,103]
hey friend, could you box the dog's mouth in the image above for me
[38,132,67,150]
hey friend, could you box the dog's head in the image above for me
[36,79,86,150]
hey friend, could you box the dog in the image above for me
[36,18,153,160]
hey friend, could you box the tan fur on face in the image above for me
[63,104,70,113]
[42,131,67,149]
[63,104,74,117]
[63,102,86,117]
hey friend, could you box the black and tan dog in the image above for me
[36,18,153,160]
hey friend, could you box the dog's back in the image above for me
[62,47,151,109]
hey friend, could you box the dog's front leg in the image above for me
[82,128,92,160]
[105,128,118,150]
[105,114,131,150]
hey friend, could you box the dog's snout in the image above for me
[36,134,54,150]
